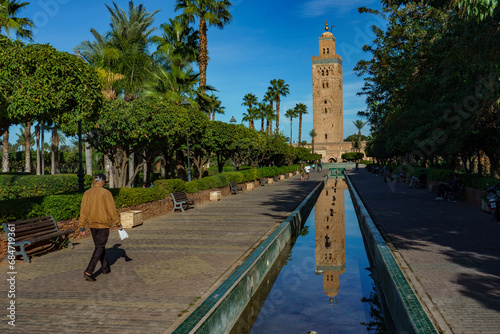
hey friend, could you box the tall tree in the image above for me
[353,120,366,152]
[309,128,317,154]
[242,93,258,128]
[151,15,199,69]
[295,103,308,146]
[284,107,298,145]
[0,0,34,172]
[263,90,275,134]
[0,0,34,40]
[268,79,290,134]
[175,0,232,94]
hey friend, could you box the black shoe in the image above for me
[84,273,96,281]
[102,270,111,275]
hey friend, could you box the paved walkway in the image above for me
[348,170,500,334]
[0,173,323,333]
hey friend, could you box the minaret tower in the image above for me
[312,21,343,145]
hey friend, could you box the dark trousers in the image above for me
[85,228,110,274]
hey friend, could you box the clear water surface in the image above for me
[231,179,385,334]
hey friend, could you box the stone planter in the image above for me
[268,178,274,184]
[288,173,293,178]
[120,210,143,228]
[247,183,254,190]
[280,175,285,180]
[210,191,222,201]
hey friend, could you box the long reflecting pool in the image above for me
[231,178,386,333]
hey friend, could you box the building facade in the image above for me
[311,22,366,163]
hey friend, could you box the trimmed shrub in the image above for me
[154,179,186,195]
[110,187,165,208]
[0,174,94,200]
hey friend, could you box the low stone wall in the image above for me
[172,177,325,334]
[0,181,240,260]
[346,175,438,334]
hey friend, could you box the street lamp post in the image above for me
[181,99,192,181]
[229,116,237,172]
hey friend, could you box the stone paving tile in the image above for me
[0,174,322,333]
[348,170,500,334]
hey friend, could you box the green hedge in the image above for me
[0,174,94,200]
[155,165,300,194]
[0,165,301,226]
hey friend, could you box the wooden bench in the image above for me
[170,191,196,212]
[273,175,280,182]
[2,215,74,263]
[229,181,243,195]
[260,177,268,186]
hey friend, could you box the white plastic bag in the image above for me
[118,229,129,240]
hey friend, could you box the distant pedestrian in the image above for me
[79,173,123,281]
[304,165,311,179]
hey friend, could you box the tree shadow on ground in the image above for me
[349,171,500,313]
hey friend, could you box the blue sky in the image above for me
[11,0,385,144]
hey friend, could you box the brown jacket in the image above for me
[79,184,120,230]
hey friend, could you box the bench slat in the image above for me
[2,215,74,263]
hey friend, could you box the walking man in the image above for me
[79,173,123,281]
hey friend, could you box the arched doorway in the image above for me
[329,157,337,163]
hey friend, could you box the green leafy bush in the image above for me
[110,188,165,208]
[0,174,94,200]
[154,179,186,195]
[341,152,364,161]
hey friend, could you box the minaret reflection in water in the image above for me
[315,178,346,306]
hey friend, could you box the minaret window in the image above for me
[327,48,330,54]
[322,48,325,54]
[324,100,327,104]
[326,70,329,76]
[325,134,328,140]
[322,70,324,76]
[325,108,327,113]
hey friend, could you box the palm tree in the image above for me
[175,0,232,95]
[309,128,317,154]
[295,103,308,146]
[242,107,258,130]
[242,93,258,128]
[105,1,159,101]
[262,103,275,135]
[263,90,275,134]
[144,64,200,105]
[0,0,34,40]
[151,15,198,69]
[256,102,267,132]
[207,94,225,120]
[353,120,366,152]
[268,79,289,134]
[284,108,298,145]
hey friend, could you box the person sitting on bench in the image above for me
[409,170,427,188]
[435,174,459,200]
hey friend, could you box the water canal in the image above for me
[230,178,389,333]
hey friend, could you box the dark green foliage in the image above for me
[341,152,365,161]
[0,193,84,224]
[110,188,165,208]
[154,178,186,195]
[0,174,94,200]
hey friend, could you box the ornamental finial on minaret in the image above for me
[325,20,329,31]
